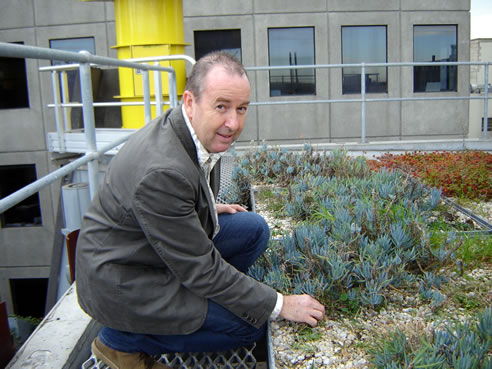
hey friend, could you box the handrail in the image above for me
[0,133,133,214]
[0,42,176,73]
[125,54,197,66]
[0,42,180,212]
[245,60,491,143]
[0,41,490,214]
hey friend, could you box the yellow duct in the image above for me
[83,0,187,128]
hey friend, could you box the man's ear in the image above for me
[182,90,194,120]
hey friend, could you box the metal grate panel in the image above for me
[216,154,235,204]
[82,343,257,369]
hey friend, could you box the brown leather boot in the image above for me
[91,337,170,369]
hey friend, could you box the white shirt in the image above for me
[181,105,283,320]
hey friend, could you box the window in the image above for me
[414,25,457,92]
[268,27,316,96]
[49,37,96,101]
[10,278,48,318]
[0,165,42,227]
[342,26,387,94]
[0,42,29,109]
[482,117,492,132]
[194,29,242,62]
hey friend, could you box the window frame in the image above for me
[413,24,458,93]
[341,25,388,95]
[193,29,242,62]
[0,41,30,110]
[0,164,42,228]
[267,26,316,97]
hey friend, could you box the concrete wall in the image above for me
[0,0,115,315]
[470,38,492,88]
[182,0,472,144]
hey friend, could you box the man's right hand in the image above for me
[279,294,325,327]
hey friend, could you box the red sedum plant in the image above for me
[367,151,492,201]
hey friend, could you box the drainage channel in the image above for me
[442,197,492,234]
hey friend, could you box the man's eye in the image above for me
[216,104,226,111]
[238,106,248,114]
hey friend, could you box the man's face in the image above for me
[183,65,251,153]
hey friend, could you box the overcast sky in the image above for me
[471,0,492,39]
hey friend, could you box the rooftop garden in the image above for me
[225,147,491,369]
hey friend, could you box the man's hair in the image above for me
[185,51,248,101]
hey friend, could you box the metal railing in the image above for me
[246,60,491,143]
[1,41,491,217]
[0,42,189,214]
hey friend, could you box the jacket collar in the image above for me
[165,106,220,235]
[166,105,200,168]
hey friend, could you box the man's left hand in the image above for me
[216,204,247,214]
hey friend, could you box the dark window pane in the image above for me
[194,29,242,62]
[0,42,29,109]
[10,278,48,318]
[414,25,457,92]
[268,27,316,96]
[50,37,96,101]
[0,165,42,227]
[342,26,387,94]
[482,117,492,132]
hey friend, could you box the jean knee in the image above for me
[237,321,267,346]
[248,212,270,246]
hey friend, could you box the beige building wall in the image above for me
[183,0,472,144]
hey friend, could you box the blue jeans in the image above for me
[98,211,270,355]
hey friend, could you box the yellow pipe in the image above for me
[84,0,187,128]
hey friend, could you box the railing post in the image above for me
[78,52,99,200]
[168,71,177,109]
[154,62,163,117]
[361,63,366,144]
[142,68,152,123]
[60,70,72,131]
[51,71,66,153]
[484,63,489,138]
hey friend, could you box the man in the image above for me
[76,52,325,369]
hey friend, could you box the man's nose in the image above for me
[224,110,240,130]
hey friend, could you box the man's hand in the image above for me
[216,203,247,214]
[279,294,325,327]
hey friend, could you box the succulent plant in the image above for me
[232,147,468,311]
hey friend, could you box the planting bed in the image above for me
[226,147,491,369]
[256,191,491,368]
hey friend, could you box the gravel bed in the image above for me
[269,267,491,369]
[253,186,491,368]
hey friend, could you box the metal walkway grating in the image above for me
[216,154,236,204]
[82,343,257,369]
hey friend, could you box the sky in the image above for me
[470,0,492,39]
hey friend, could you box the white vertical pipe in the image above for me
[60,70,72,131]
[484,64,489,138]
[51,71,66,153]
[361,63,366,144]
[154,62,163,117]
[78,54,99,200]
[168,71,177,108]
[142,69,152,123]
